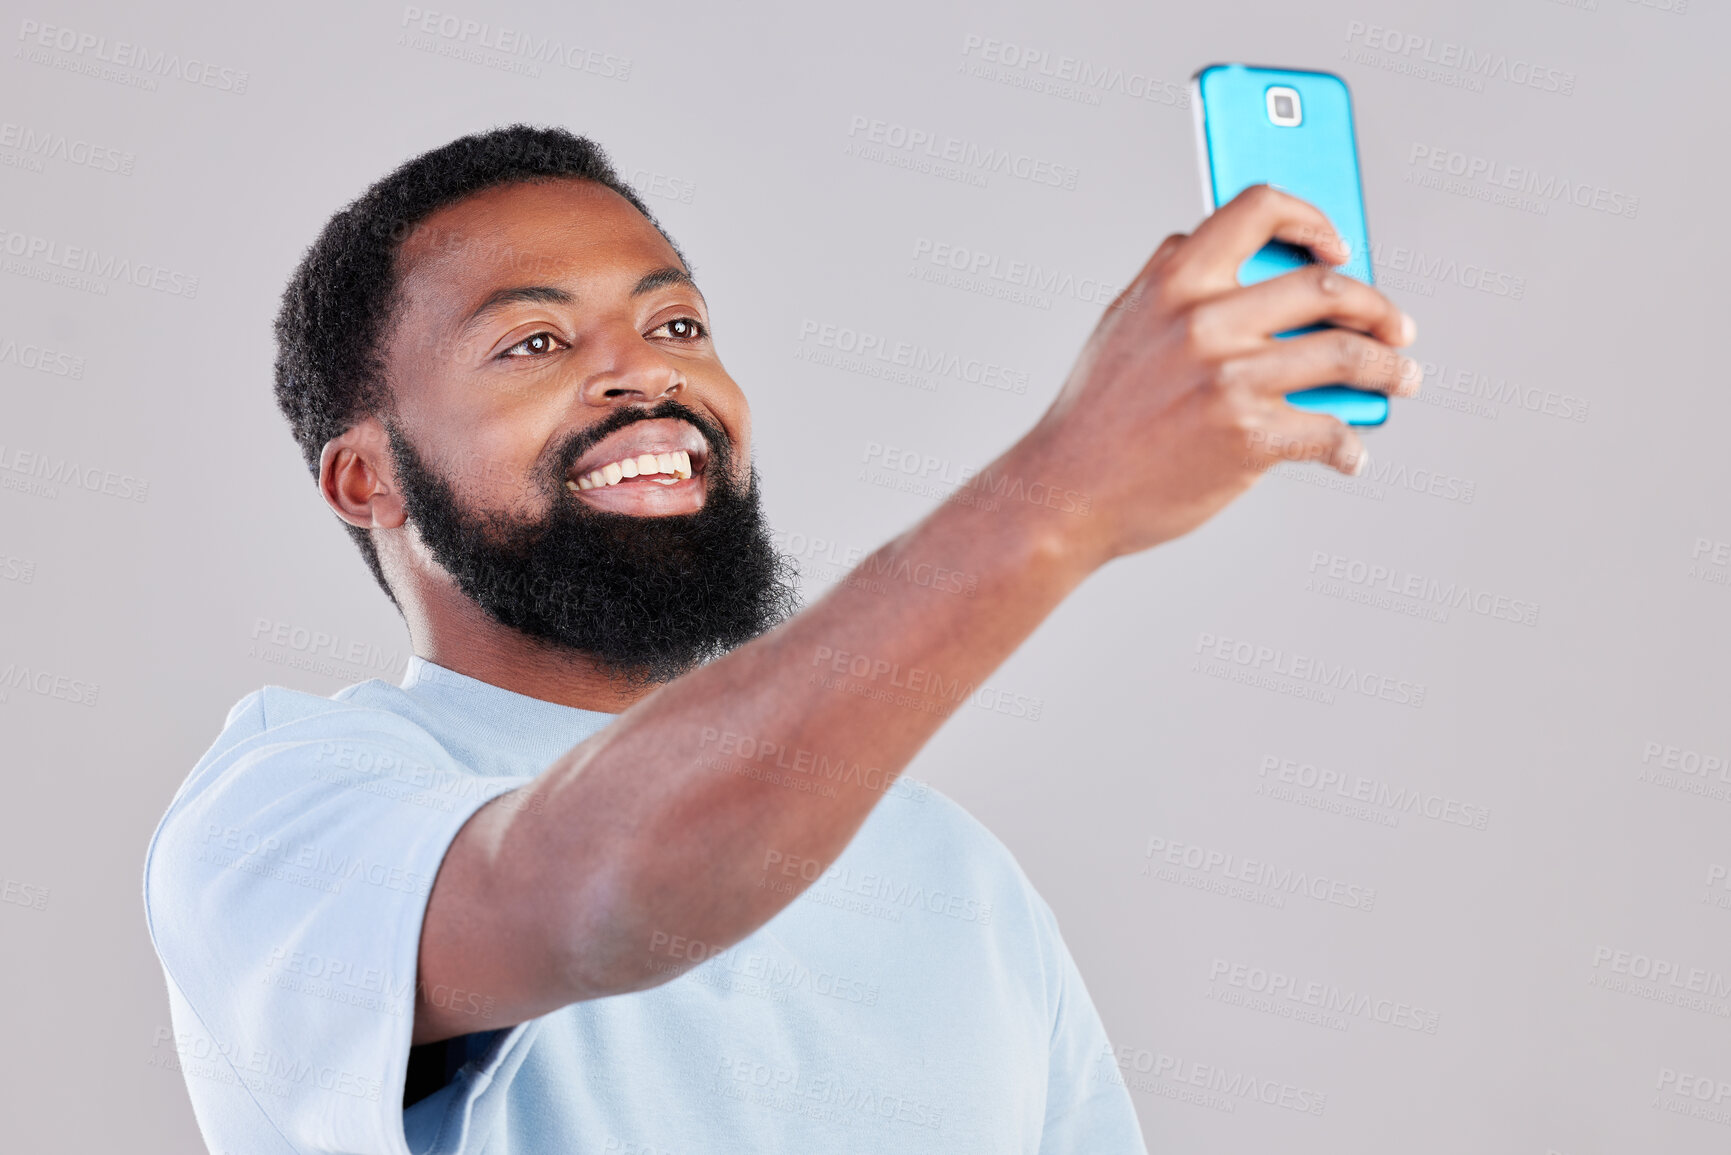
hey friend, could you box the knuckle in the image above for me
[1245,183,1281,208]
[1180,302,1224,350]
[1194,368,1239,416]
[1209,355,1248,396]
[1332,330,1361,371]
[1312,263,1345,295]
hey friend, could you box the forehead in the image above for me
[394,178,681,315]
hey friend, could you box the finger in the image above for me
[1175,185,1351,294]
[1118,232,1189,304]
[1249,409,1369,477]
[1224,329,1423,399]
[1197,262,1417,350]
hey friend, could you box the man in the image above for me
[143,124,1418,1153]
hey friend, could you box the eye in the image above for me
[651,316,708,341]
[501,331,567,358]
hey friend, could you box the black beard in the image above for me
[385,400,799,688]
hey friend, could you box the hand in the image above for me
[1015,184,1420,567]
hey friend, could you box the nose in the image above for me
[580,328,686,406]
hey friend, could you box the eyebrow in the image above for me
[631,266,701,299]
[458,284,574,336]
[456,268,702,338]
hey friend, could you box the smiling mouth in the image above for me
[560,416,713,502]
[566,449,694,492]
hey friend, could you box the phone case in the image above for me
[1192,64,1388,427]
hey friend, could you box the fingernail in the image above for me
[1400,313,1418,345]
[1351,449,1370,477]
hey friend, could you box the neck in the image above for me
[404,577,659,714]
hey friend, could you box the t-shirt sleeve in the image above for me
[1033,894,1149,1155]
[143,692,532,1155]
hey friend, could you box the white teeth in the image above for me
[571,449,699,490]
[566,479,580,492]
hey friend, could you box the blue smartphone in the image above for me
[1192,64,1388,427]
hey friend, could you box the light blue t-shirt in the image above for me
[143,656,1144,1154]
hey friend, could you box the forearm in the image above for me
[505,438,1093,997]
[416,187,1415,1041]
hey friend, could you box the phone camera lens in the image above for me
[1265,86,1302,127]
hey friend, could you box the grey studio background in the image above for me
[1,0,1724,1151]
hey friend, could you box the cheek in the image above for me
[441,425,553,509]
[712,384,752,462]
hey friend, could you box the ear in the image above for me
[319,417,407,531]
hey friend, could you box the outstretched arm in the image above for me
[412,185,1419,1044]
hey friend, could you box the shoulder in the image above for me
[855,779,1062,935]
[150,682,457,828]
[140,680,486,947]
[885,781,1040,882]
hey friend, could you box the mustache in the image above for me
[548,399,735,491]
